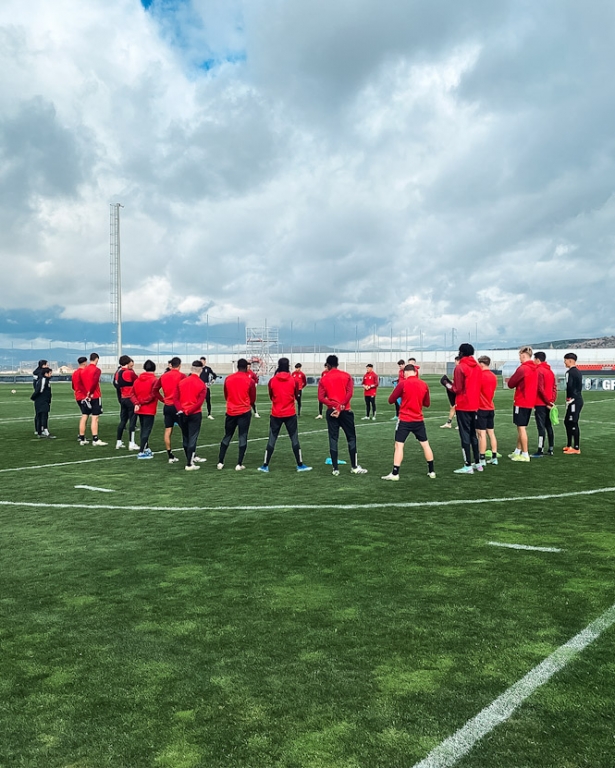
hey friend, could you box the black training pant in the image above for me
[326,409,357,470]
[534,405,554,451]
[117,397,137,441]
[264,415,302,466]
[179,412,202,466]
[456,410,479,466]
[218,410,252,465]
[364,395,376,416]
[565,398,583,449]
[295,389,302,415]
[139,414,155,452]
[205,388,212,416]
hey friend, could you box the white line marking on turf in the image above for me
[487,541,562,553]
[411,600,615,768]
[1,486,614,513]
[74,485,115,493]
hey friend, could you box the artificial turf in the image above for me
[1,378,614,767]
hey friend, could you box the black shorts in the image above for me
[78,397,102,416]
[476,409,495,430]
[513,406,532,427]
[163,404,178,428]
[395,420,428,444]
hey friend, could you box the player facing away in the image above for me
[532,351,557,457]
[449,343,482,474]
[391,359,406,419]
[315,368,327,418]
[217,358,256,471]
[176,361,207,470]
[318,354,368,476]
[114,355,139,450]
[382,364,435,481]
[199,356,218,419]
[476,356,498,466]
[131,360,163,459]
[361,364,379,420]
[31,367,55,438]
[79,353,107,446]
[71,357,90,443]
[507,346,539,463]
[291,363,307,416]
[159,357,186,463]
[258,358,312,473]
[440,356,460,428]
[247,363,261,418]
[563,352,583,454]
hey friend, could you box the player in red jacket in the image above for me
[291,363,308,415]
[361,364,379,420]
[477,356,499,466]
[392,359,406,420]
[531,351,557,457]
[318,354,367,476]
[114,355,139,451]
[247,363,261,418]
[507,346,539,462]
[382,364,435,480]
[258,358,312,472]
[446,344,482,474]
[79,352,107,446]
[217,359,256,470]
[159,356,186,463]
[131,360,163,459]
[177,361,207,470]
[71,356,90,444]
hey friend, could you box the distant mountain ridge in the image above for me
[531,336,615,349]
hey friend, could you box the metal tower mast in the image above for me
[246,322,279,374]
[110,203,124,358]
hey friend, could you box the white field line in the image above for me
[74,485,115,493]
[487,541,562,553]
[0,486,614,513]
[411,601,615,768]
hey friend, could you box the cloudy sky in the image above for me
[1,0,614,350]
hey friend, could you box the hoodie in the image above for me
[268,371,299,418]
[535,362,557,407]
[452,356,481,411]
[507,359,538,408]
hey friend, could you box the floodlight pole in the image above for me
[110,203,124,358]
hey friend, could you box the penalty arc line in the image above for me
[411,600,615,768]
[0,486,614,513]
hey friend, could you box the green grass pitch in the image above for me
[1,378,614,767]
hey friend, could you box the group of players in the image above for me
[33,344,584,478]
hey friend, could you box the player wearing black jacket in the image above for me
[199,356,218,419]
[563,353,583,453]
[31,367,55,438]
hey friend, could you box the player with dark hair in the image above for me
[563,353,583,454]
[315,367,327,419]
[392,359,406,419]
[79,353,107,446]
[258,358,312,472]
[132,360,163,459]
[532,351,557,457]
[476,356,498,466]
[292,363,307,416]
[217,358,256,470]
[176,361,207,470]
[72,357,90,444]
[159,357,185,463]
[318,354,367,476]
[199,356,218,420]
[507,346,538,462]
[31,367,55,438]
[449,343,482,474]
[247,362,261,418]
[114,355,139,450]
[382,364,435,480]
[361,364,379,420]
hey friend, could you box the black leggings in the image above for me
[179,413,202,465]
[139,414,155,452]
[219,411,252,465]
[117,398,137,441]
[326,409,357,470]
[534,405,554,451]
[364,396,376,416]
[456,410,479,465]
[264,415,302,466]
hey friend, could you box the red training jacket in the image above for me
[362,370,379,396]
[479,368,497,411]
[71,368,86,401]
[536,362,557,407]
[159,368,186,406]
[389,376,430,422]
[224,371,256,416]
[292,369,307,390]
[81,363,102,399]
[269,372,298,417]
[131,372,163,416]
[452,356,481,411]
[318,367,353,410]
[507,359,538,408]
[177,374,207,416]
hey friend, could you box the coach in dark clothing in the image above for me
[199,356,218,418]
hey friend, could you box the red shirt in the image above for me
[159,368,186,406]
[479,368,497,411]
[81,363,102,399]
[132,372,163,415]
[389,376,430,422]
[177,374,207,416]
[292,369,307,390]
[268,372,298,417]
[362,370,379,396]
[318,367,353,410]
[508,359,539,408]
[224,371,256,416]
[536,362,557,406]
[114,366,138,398]
[452,356,481,411]
[248,369,259,384]
[71,368,86,401]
